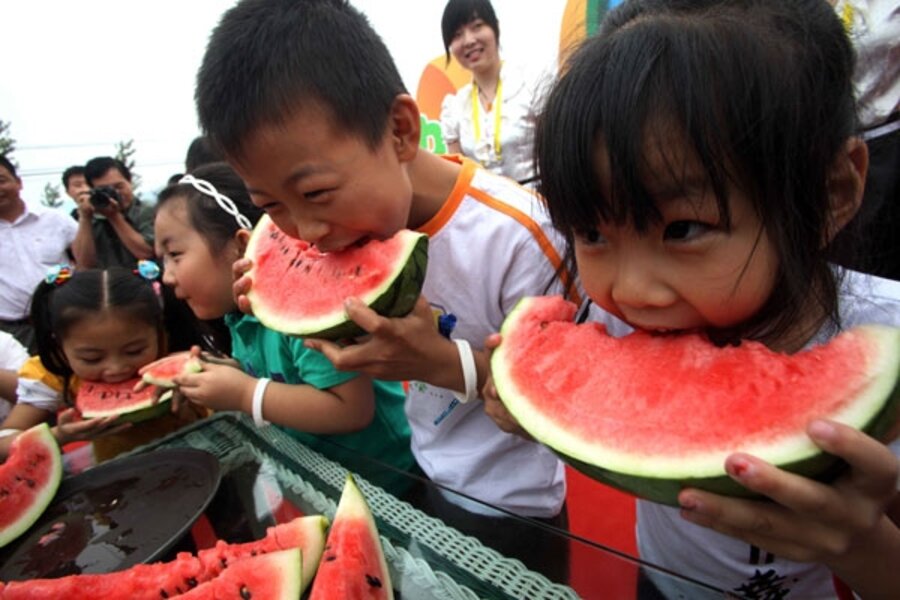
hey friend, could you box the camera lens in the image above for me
[89,186,120,209]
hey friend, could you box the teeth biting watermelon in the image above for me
[491,296,900,506]
[309,475,393,600]
[139,352,203,388]
[0,424,62,549]
[245,215,428,340]
[75,379,172,424]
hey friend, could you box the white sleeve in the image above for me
[15,378,62,413]
[440,90,462,144]
[0,332,28,371]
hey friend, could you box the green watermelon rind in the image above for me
[246,220,428,341]
[79,390,174,424]
[0,423,63,548]
[492,296,900,507]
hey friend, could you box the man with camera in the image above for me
[72,156,155,268]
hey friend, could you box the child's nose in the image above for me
[610,262,674,310]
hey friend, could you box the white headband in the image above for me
[179,174,253,230]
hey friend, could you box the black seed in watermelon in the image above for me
[245,215,428,340]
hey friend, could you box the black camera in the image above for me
[89,185,121,210]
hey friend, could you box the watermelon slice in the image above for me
[0,424,62,549]
[491,296,900,506]
[0,515,328,599]
[309,475,393,600]
[177,548,301,599]
[75,378,172,424]
[245,214,428,340]
[139,352,203,388]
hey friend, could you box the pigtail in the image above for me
[29,271,74,380]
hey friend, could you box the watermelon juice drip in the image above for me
[506,300,872,456]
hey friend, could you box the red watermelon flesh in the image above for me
[245,215,428,340]
[74,378,169,423]
[177,548,301,600]
[491,296,900,505]
[0,515,328,599]
[139,352,203,388]
[309,475,393,600]
[0,424,62,549]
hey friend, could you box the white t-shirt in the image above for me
[0,331,29,422]
[407,157,573,518]
[0,206,77,320]
[626,270,900,599]
[439,61,552,184]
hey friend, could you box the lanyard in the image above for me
[471,76,503,161]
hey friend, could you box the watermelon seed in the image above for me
[25,478,35,488]
[325,554,336,561]
[220,558,228,568]
[187,577,198,588]
[159,589,169,598]
[365,574,383,588]
[240,586,252,599]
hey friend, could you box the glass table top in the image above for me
[67,412,734,599]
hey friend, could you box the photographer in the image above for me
[72,156,155,268]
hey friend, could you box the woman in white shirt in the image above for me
[439,0,547,185]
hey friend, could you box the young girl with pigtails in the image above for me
[483,0,900,597]
[0,263,201,463]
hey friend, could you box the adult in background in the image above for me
[438,0,549,185]
[62,165,90,206]
[184,135,224,173]
[0,155,78,353]
[72,156,154,269]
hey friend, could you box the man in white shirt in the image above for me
[0,155,78,352]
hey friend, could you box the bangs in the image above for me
[537,12,785,236]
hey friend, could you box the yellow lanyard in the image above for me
[471,76,503,161]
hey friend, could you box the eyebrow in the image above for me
[245,164,331,196]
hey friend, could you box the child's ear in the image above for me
[824,136,868,244]
[234,229,251,255]
[389,94,421,162]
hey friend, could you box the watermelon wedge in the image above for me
[0,424,62,549]
[75,379,171,424]
[245,214,428,340]
[139,352,203,388]
[309,475,393,600]
[491,296,900,505]
[178,548,301,600]
[0,515,328,599]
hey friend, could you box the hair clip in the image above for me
[135,260,161,281]
[45,264,74,286]
[179,174,253,230]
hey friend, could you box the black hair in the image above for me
[84,156,131,186]
[196,0,407,161]
[536,0,857,345]
[156,162,265,354]
[62,165,85,188]
[30,268,165,404]
[0,155,18,179]
[441,0,500,63]
[184,136,224,173]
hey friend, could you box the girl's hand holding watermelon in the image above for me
[677,421,900,595]
[173,361,255,415]
[480,333,532,439]
[52,408,131,447]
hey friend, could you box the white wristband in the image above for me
[252,378,271,427]
[452,339,478,403]
[0,428,22,439]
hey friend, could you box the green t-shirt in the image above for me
[225,314,415,494]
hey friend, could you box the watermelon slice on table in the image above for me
[491,295,900,506]
[74,378,171,424]
[0,515,328,599]
[245,214,428,340]
[0,424,62,549]
[178,548,302,600]
[309,474,393,600]
[139,352,203,388]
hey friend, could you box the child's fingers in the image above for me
[343,297,389,335]
[484,333,502,351]
[133,378,149,391]
[807,419,899,497]
[232,258,253,281]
